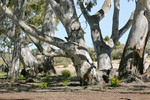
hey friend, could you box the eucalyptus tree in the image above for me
[0,0,56,80]
[119,0,150,82]
[79,0,133,71]
[0,0,135,85]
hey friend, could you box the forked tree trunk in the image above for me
[90,25,113,70]
[0,0,106,85]
[118,2,149,82]
[49,0,102,85]
[79,0,133,79]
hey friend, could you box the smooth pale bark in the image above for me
[49,0,100,85]
[40,0,56,74]
[20,44,39,76]
[0,1,99,85]
[79,0,133,74]
[119,1,148,82]
[8,0,25,81]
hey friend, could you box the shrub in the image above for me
[19,73,25,79]
[39,82,48,88]
[62,79,70,86]
[61,70,72,86]
[0,72,5,78]
[104,36,109,41]
[109,77,120,87]
[61,70,71,78]
[43,73,50,82]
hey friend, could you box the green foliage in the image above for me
[104,36,109,41]
[109,77,120,87]
[61,70,72,86]
[43,73,50,82]
[0,72,5,78]
[61,70,71,78]
[98,86,103,91]
[31,84,39,88]
[36,75,40,79]
[62,79,70,86]
[31,48,38,56]
[19,73,25,80]
[116,41,121,46]
[84,0,97,11]
[0,59,4,65]
[39,82,48,88]
[25,0,45,28]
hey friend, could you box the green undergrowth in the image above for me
[61,70,72,86]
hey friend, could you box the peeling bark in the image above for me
[119,1,149,82]
[8,0,26,81]
[79,0,133,73]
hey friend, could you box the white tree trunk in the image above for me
[119,1,148,82]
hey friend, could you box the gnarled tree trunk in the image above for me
[79,0,133,80]
[119,1,149,82]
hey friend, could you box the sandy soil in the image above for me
[0,82,150,100]
[0,59,150,100]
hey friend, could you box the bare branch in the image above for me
[0,2,69,50]
[112,0,120,38]
[48,0,66,24]
[79,0,91,22]
[110,11,133,46]
[118,12,134,38]
[18,0,27,19]
[94,0,113,21]
[45,49,67,57]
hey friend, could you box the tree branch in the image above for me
[94,0,114,21]
[118,12,134,39]
[0,2,71,51]
[79,0,91,22]
[48,0,66,24]
[110,11,134,46]
[112,0,120,38]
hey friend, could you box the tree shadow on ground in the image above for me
[0,75,81,93]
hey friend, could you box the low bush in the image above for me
[39,82,48,88]
[61,70,72,86]
[19,73,25,80]
[109,77,120,87]
[0,72,5,78]
[61,70,71,78]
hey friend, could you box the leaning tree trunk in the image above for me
[49,0,102,85]
[0,0,102,85]
[118,2,149,82]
